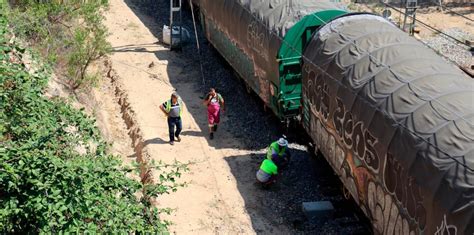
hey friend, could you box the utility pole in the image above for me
[402,0,417,36]
[170,0,183,50]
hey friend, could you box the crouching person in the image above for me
[256,159,278,188]
[266,137,291,169]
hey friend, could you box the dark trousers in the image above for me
[167,117,182,142]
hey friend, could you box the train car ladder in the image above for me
[170,0,183,50]
[402,0,417,36]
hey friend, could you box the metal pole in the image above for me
[189,0,206,86]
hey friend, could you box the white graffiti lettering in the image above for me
[434,215,458,235]
[247,21,268,61]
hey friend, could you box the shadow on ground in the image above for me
[144,137,168,146]
[121,0,288,151]
[224,149,371,234]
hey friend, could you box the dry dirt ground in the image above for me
[414,7,473,36]
[101,0,288,233]
[45,58,135,167]
[347,3,473,36]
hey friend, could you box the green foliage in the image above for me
[5,0,111,90]
[0,13,186,233]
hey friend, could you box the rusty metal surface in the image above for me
[199,0,345,87]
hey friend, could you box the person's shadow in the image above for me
[143,137,168,146]
[144,131,203,146]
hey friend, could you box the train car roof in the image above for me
[240,0,346,37]
[201,0,346,38]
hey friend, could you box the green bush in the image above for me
[0,13,185,233]
[5,0,111,90]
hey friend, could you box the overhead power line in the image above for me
[382,1,471,48]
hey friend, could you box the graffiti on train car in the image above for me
[367,180,417,234]
[333,97,379,173]
[247,20,268,62]
[309,113,419,234]
[305,70,380,173]
[246,20,269,96]
[384,153,426,229]
[434,215,458,235]
[307,71,330,121]
[303,65,430,234]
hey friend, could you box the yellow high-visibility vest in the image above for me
[165,99,183,117]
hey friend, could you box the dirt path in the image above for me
[102,1,290,234]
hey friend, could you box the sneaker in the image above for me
[213,125,218,132]
[170,141,175,145]
[210,132,214,140]
[176,136,181,142]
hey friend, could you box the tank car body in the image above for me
[301,13,474,234]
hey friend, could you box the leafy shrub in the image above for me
[5,0,111,90]
[0,13,185,233]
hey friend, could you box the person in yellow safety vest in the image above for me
[256,159,278,186]
[159,92,183,145]
[266,137,291,168]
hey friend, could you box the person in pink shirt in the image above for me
[203,88,225,139]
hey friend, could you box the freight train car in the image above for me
[198,0,347,121]
[195,1,474,234]
[301,14,473,234]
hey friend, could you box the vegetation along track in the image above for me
[0,2,186,232]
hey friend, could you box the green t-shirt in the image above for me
[260,159,278,175]
[207,93,223,106]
